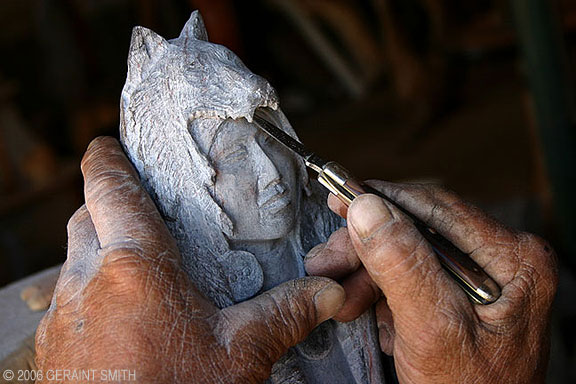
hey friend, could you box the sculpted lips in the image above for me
[258,180,290,212]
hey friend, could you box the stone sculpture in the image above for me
[120,11,385,383]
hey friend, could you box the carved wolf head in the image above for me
[122,12,278,122]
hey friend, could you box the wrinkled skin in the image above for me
[305,181,558,384]
[35,137,345,383]
[36,136,557,384]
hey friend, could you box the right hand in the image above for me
[305,181,558,383]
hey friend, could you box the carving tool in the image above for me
[254,112,501,305]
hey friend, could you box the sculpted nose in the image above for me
[256,148,281,191]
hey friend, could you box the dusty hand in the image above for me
[35,137,345,383]
[305,181,557,383]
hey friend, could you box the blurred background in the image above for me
[0,0,575,380]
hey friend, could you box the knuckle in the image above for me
[371,224,433,280]
[100,240,144,262]
[53,266,84,306]
[377,218,419,252]
[425,183,454,197]
[66,206,90,233]
[331,226,350,241]
[421,183,462,206]
[364,179,389,191]
[98,246,150,295]
[89,169,135,199]
[82,147,139,199]
[271,278,321,326]
[99,239,181,296]
[250,293,304,355]
[271,290,305,328]
[35,315,55,362]
[520,232,558,302]
[329,229,358,264]
[359,221,403,269]
[222,278,334,375]
[424,184,463,213]
[342,249,361,271]
[362,212,404,246]
[522,232,554,258]
[306,242,326,260]
[219,309,279,367]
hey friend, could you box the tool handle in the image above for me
[317,162,501,304]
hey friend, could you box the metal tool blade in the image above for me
[253,113,327,173]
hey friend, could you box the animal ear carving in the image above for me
[126,26,169,85]
[179,10,209,42]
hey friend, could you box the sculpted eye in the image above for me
[262,134,274,145]
[220,147,248,164]
[257,128,276,147]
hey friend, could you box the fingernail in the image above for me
[314,283,345,322]
[304,245,325,276]
[349,195,393,240]
[304,257,324,277]
[378,322,395,356]
[327,194,346,217]
[304,243,326,263]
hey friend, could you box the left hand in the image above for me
[35,137,345,383]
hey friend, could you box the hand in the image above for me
[35,137,345,383]
[305,181,558,383]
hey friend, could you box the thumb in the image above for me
[347,194,466,322]
[221,277,344,366]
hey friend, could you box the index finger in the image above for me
[81,136,178,259]
[81,137,219,313]
[329,181,513,252]
[328,181,518,284]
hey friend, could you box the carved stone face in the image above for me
[209,117,300,241]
